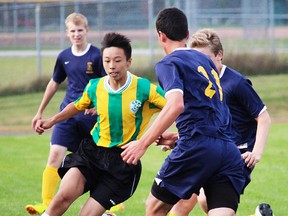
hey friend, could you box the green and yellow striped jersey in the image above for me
[74,72,166,148]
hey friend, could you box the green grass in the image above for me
[0,57,56,92]
[0,123,287,215]
[1,74,288,132]
[0,59,287,215]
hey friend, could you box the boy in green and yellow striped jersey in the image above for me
[34,32,166,216]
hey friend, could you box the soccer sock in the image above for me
[42,166,60,206]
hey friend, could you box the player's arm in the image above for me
[242,109,271,168]
[121,91,184,165]
[32,79,59,129]
[35,102,81,134]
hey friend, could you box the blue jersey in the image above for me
[154,48,245,198]
[156,48,233,141]
[219,65,266,150]
[53,44,106,110]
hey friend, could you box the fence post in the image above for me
[148,0,154,66]
[35,3,42,77]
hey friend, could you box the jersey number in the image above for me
[198,66,223,101]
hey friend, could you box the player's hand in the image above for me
[155,131,178,151]
[32,113,42,129]
[241,151,261,168]
[34,119,45,134]
[121,140,147,165]
[84,108,97,116]
[34,119,53,135]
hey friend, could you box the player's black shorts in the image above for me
[204,180,239,212]
[58,138,142,210]
[151,178,239,212]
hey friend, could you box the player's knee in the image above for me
[145,193,155,213]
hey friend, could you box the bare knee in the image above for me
[170,194,197,216]
[54,191,72,205]
[47,145,67,167]
[145,193,172,216]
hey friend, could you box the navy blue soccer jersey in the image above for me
[219,65,266,149]
[53,44,106,109]
[155,48,233,140]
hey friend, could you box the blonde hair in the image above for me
[65,12,88,29]
[190,28,223,57]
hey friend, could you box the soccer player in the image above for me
[34,32,166,216]
[162,28,272,216]
[25,12,106,215]
[121,7,245,216]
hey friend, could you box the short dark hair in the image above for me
[156,7,188,41]
[101,32,132,60]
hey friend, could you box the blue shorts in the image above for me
[51,112,96,152]
[154,133,245,200]
[239,146,254,192]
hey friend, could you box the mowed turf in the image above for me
[0,124,287,215]
[0,72,288,215]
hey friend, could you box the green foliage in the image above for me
[223,52,288,75]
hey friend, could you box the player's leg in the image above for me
[146,181,180,216]
[146,191,174,216]
[169,194,198,216]
[25,144,67,215]
[44,167,85,215]
[79,197,107,216]
[41,118,84,206]
[205,181,239,216]
[43,144,68,205]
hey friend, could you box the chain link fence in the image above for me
[0,0,288,76]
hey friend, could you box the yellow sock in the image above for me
[42,166,60,206]
[108,203,125,212]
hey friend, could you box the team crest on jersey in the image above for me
[130,100,142,113]
[86,62,93,74]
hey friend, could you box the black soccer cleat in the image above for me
[255,203,274,216]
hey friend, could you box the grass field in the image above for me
[1,73,288,133]
[0,124,287,215]
[0,58,288,215]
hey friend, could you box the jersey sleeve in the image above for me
[52,53,67,84]
[234,78,265,118]
[148,84,167,110]
[155,61,184,94]
[74,81,94,111]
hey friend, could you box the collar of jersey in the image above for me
[71,43,91,56]
[104,71,132,93]
[219,64,227,79]
[173,47,191,52]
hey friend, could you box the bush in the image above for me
[1,52,288,97]
[0,75,66,97]
[223,52,288,75]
